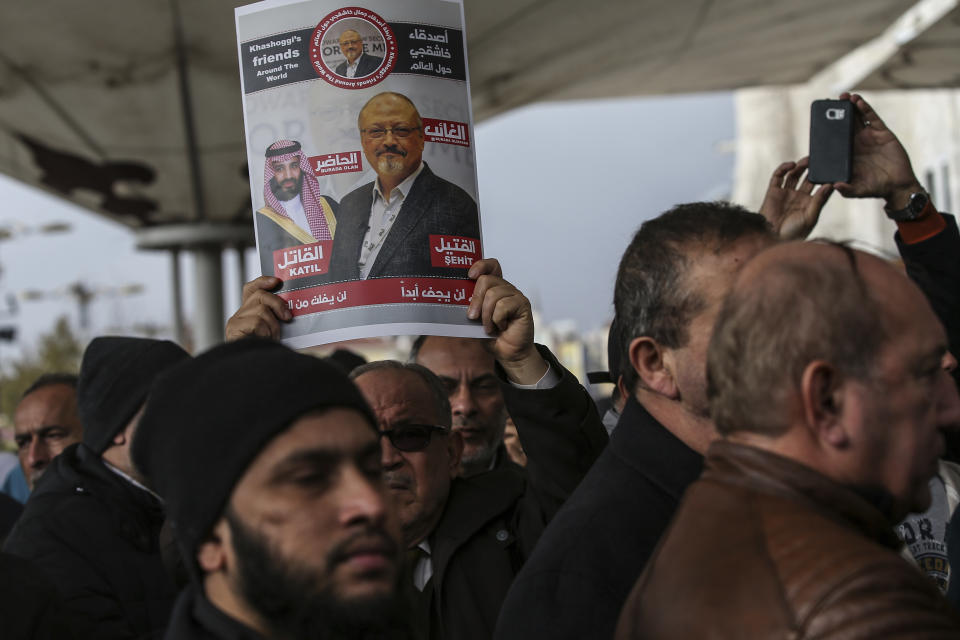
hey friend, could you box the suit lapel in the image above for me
[370,165,434,278]
[332,186,373,280]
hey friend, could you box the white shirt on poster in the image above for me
[280,194,310,236]
[358,162,425,279]
[345,55,362,78]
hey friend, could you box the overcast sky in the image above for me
[0,91,735,358]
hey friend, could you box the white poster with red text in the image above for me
[236,0,484,348]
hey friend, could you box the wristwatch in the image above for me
[885,191,929,221]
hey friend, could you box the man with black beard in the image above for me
[256,139,340,277]
[133,339,410,640]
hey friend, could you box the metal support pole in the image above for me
[170,248,186,347]
[191,246,224,352]
[236,246,247,295]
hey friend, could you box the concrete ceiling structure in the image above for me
[0,0,930,230]
[0,0,952,348]
[858,5,960,90]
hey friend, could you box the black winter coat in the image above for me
[493,396,702,640]
[3,443,177,639]
[162,586,265,640]
[898,213,960,461]
[0,551,85,640]
[415,346,608,640]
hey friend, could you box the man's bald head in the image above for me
[357,92,422,129]
[708,241,926,437]
[358,92,424,190]
[707,242,939,435]
[708,240,960,519]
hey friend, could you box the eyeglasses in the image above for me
[360,126,421,139]
[340,38,362,46]
[378,424,447,452]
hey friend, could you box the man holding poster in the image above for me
[328,92,480,281]
[256,140,339,256]
[237,0,484,345]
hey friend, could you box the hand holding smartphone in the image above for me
[808,99,854,184]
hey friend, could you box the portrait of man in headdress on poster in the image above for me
[256,140,339,258]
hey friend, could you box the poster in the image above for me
[235,0,485,348]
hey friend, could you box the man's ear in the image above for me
[197,517,231,574]
[628,336,679,399]
[447,430,464,478]
[111,430,127,447]
[800,360,849,448]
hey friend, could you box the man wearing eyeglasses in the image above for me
[336,263,607,640]
[334,29,382,78]
[327,91,480,281]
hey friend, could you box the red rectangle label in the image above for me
[429,235,481,268]
[273,241,333,280]
[280,278,475,317]
[308,151,362,176]
[422,118,470,147]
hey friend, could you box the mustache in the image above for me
[384,471,412,491]
[326,527,399,568]
[376,145,406,157]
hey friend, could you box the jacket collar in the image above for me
[611,397,704,501]
[704,440,902,549]
[165,584,266,640]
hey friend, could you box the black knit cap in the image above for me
[78,337,191,455]
[131,338,378,578]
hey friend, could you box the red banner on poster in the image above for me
[309,151,363,176]
[429,235,481,268]
[422,118,470,147]
[274,241,333,280]
[280,277,474,317]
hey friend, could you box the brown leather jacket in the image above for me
[616,441,960,639]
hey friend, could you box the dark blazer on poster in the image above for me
[254,196,339,278]
[334,52,383,77]
[328,163,480,281]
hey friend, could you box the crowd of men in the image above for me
[2,93,960,639]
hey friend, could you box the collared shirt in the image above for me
[103,459,162,502]
[344,54,362,78]
[412,539,433,591]
[508,362,559,390]
[358,162,425,279]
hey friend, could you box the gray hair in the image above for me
[707,242,888,436]
[350,360,451,427]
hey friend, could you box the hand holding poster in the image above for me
[235,0,484,348]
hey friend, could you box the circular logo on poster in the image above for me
[310,7,397,89]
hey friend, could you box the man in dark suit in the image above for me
[256,140,339,278]
[493,204,775,640]
[328,92,479,281]
[334,29,383,78]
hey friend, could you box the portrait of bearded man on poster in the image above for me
[255,140,339,264]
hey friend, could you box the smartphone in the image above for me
[808,99,854,184]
